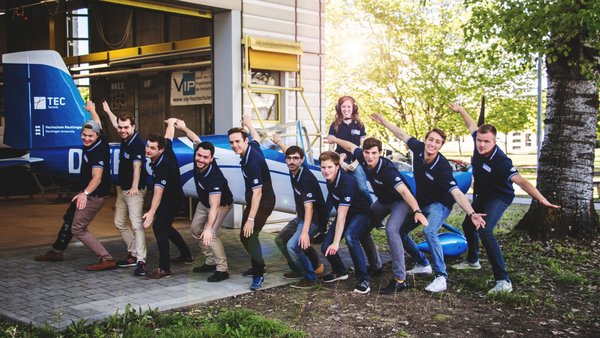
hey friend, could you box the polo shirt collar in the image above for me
[292,165,304,181]
[334,168,342,188]
[152,152,164,168]
[126,131,138,146]
[488,146,499,160]
[202,163,213,177]
[420,151,441,169]
[87,138,102,152]
[375,158,383,174]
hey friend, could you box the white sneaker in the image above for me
[407,264,433,275]
[425,276,447,293]
[488,280,513,294]
[451,260,481,270]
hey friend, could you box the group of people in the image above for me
[34,95,560,295]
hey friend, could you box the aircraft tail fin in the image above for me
[2,50,90,150]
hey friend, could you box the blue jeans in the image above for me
[321,213,371,282]
[350,165,374,204]
[372,200,411,280]
[287,218,319,281]
[462,197,510,281]
[400,202,451,278]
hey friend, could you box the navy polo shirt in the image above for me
[406,138,458,208]
[471,132,518,204]
[240,140,275,206]
[194,159,234,208]
[354,148,405,204]
[290,165,328,228]
[81,131,111,197]
[149,139,183,210]
[328,121,366,163]
[118,131,147,190]
[326,168,371,217]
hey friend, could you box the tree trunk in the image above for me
[516,40,599,240]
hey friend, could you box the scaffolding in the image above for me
[241,35,321,149]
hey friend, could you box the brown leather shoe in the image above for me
[35,250,64,262]
[314,263,325,275]
[146,268,172,279]
[86,259,117,271]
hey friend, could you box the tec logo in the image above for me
[34,96,66,110]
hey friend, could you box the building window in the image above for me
[525,133,532,147]
[66,8,90,87]
[250,70,281,122]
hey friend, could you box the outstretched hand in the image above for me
[539,198,561,209]
[370,112,385,124]
[448,102,464,113]
[164,117,178,126]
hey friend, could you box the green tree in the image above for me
[326,0,537,152]
[465,0,600,239]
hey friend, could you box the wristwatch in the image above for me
[413,209,422,215]
[83,190,90,196]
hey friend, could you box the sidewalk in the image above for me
[0,197,369,329]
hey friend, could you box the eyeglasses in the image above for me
[285,155,302,161]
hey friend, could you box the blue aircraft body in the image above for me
[1,50,470,256]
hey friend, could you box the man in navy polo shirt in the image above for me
[275,143,328,289]
[373,113,486,293]
[228,115,276,291]
[175,119,233,283]
[101,102,148,276]
[450,103,560,294]
[271,134,325,280]
[327,136,429,294]
[143,118,193,279]
[320,151,373,294]
[35,101,116,271]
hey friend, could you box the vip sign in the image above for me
[170,69,212,106]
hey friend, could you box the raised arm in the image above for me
[174,119,201,143]
[449,102,478,134]
[164,118,178,141]
[271,133,287,153]
[511,174,561,209]
[101,101,118,130]
[85,101,102,127]
[241,114,261,142]
[370,113,410,143]
[326,135,358,154]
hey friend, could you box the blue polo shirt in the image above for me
[118,131,147,190]
[240,140,276,206]
[406,137,458,208]
[81,131,111,197]
[328,121,366,163]
[353,148,406,205]
[326,168,371,218]
[149,139,183,210]
[194,159,234,208]
[471,132,518,204]
[290,164,328,228]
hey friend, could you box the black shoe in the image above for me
[283,271,303,279]
[134,261,147,276]
[321,272,349,283]
[171,256,194,265]
[207,271,229,282]
[379,279,408,294]
[368,266,384,277]
[193,264,217,273]
[353,280,371,294]
[242,266,268,277]
[117,255,137,268]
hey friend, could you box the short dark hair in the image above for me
[425,128,447,144]
[478,124,497,137]
[363,137,382,152]
[117,112,135,126]
[195,141,215,156]
[147,133,166,149]
[227,127,248,140]
[319,151,340,165]
[285,146,305,158]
